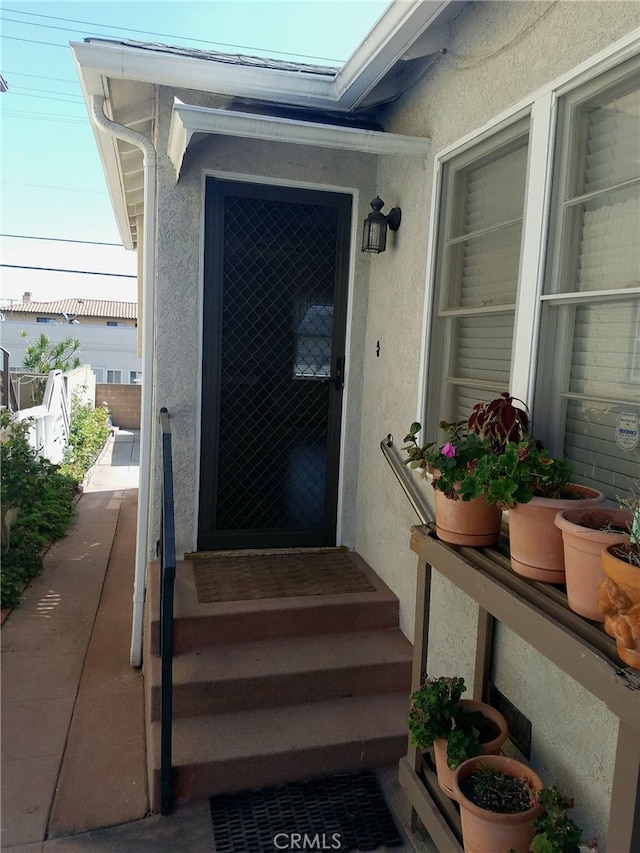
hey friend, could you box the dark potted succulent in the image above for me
[452,755,544,853]
[598,490,640,670]
[402,393,530,547]
[530,785,599,853]
[407,676,508,798]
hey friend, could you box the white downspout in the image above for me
[90,95,156,667]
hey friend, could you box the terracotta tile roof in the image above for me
[3,299,137,320]
[85,37,340,76]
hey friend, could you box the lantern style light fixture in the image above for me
[361,196,402,253]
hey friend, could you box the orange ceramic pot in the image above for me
[508,486,605,583]
[599,543,640,670]
[554,508,631,620]
[432,700,509,798]
[434,489,502,547]
[453,755,544,853]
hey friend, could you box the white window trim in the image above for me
[417,32,640,427]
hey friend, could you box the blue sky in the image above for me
[0,1,390,305]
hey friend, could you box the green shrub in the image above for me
[59,400,110,483]
[1,400,110,610]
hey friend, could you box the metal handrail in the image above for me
[158,407,176,815]
[380,434,433,525]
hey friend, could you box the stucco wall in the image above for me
[151,84,382,561]
[353,2,638,846]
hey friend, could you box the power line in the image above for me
[2,181,105,194]
[1,264,136,279]
[5,92,86,106]
[1,7,344,63]
[10,84,84,99]
[3,71,80,85]
[1,35,70,49]
[1,234,122,247]
[1,112,89,125]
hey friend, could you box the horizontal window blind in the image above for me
[431,131,528,431]
[539,66,640,501]
[567,81,640,293]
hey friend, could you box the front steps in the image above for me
[144,552,412,811]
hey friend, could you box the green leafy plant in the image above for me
[613,487,640,567]
[404,390,588,528]
[407,676,487,770]
[20,331,81,404]
[1,400,110,611]
[530,785,594,853]
[467,441,574,509]
[60,396,110,482]
[402,420,492,499]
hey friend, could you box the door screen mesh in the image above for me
[214,195,340,533]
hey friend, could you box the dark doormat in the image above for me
[191,551,375,603]
[209,770,403,852]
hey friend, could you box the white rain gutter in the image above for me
[90,95,155,667]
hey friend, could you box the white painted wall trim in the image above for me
[168,100,430,180]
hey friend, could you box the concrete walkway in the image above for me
[1,430,435,853]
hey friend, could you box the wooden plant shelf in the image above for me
[399,524,640,853]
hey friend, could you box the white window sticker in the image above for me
[615,413,639,451]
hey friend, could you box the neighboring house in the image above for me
[73,1,639,844]
[1,293,142,385]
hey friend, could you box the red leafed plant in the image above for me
[468,392,530,451]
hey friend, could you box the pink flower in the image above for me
[441,442,456,458]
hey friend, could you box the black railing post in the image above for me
[158,407,176,815]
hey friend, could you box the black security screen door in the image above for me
[198,180,352,550]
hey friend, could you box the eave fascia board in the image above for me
[167,100,431,179]
[70,2,455,113]
[71,54,136,249]
[71,40,340,110]
[334,0,454,109]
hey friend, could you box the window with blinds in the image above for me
[429,125,529,431]
[537,61,640,500]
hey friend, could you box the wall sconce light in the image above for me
[361,196,401,254]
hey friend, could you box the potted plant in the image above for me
[467,440,605,583]
[598,490,640,670]
[530,785,599,853]
[407,676,509,798]
[402,393,530,547]
[554,507,631,620]
[452,755,544,853]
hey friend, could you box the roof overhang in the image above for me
[168,99,431,178]
[72,0,462,247]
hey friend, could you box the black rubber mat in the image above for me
[209,770,403,852]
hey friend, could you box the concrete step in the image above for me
[147,628,412,720]
[148,692,410,809]
[147,555,401,654]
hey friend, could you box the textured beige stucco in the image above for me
[151,84,381,561]
[354,4,637,847]
[492,624,617,845]
[146,4,637,844]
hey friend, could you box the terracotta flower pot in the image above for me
[452,755,544,853]
[432,700,509,798]
[599,543,640,670]
[434,489,502,547]
[554,508,631,620]
[508,485,605,583]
